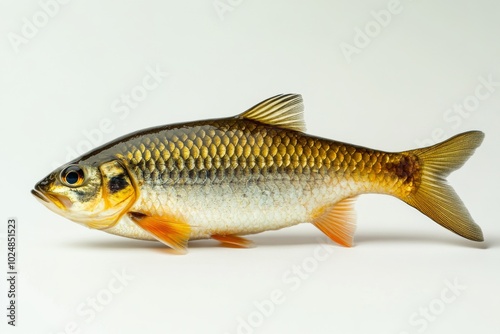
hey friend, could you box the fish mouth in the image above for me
[31,188,72,210]
[31,188,49,202]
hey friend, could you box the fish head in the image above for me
[32,160,136,229]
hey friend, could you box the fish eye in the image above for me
[60,165,85,187]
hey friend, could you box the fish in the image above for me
[32,94,485,253]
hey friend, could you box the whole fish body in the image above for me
[32,94,484,252]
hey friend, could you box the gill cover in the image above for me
[85,160,136,229]
[100,160,135,207]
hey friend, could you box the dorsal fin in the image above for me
[238,94,306,132]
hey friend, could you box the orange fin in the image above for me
[128,212,191,253]
[211,234,254,248]
[312,197,357,247]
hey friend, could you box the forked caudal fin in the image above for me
[402,131,485,241]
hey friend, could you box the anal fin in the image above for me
[211,234,254,248]
[312,197,357,247]
[128,212,191,253]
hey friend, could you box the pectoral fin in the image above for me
[211,234,254,248]
[312,197,357,247]
[128,212,191,253]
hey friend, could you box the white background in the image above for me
[1,1,499,333]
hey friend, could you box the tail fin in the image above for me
[402,131,485,241]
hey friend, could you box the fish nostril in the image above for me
[35,182,46,192]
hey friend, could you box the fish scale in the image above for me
[97,117,400,240]
[120,120,394,186]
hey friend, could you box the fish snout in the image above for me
[32,176,73,211]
